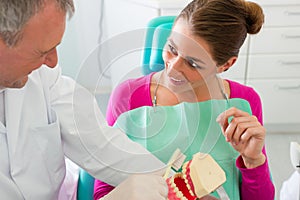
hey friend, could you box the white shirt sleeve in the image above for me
[44,65,165,186]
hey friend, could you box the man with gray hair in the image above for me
[0,0,167,199]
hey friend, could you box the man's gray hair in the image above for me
[0,0,75,47]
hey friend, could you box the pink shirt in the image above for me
[94,73,275,200]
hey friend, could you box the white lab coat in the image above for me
[1,65,165,199]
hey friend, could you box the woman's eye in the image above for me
[168,44,178,55]
[187,59,201,69]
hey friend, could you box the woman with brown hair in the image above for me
[94,0,275,199]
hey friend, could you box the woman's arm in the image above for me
[238,89,275,200]
[226,82,275,199]
[236,149,275,200]
[217,107,275,199]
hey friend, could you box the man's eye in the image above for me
[168,44,178,55]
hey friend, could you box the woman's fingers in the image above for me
[217,107,264,146]
[217,107,250,121]
[216,107,250,134]
[227,117,260,144]
[217,107,266,167]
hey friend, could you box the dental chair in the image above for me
[141,15,176,75]
[77,169,94,200]
[76,16,176,200]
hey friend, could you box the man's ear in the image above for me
[217,56,237,73]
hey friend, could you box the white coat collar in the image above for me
[0,87,6,93]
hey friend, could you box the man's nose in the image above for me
[43,48,58,68]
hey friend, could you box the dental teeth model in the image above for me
[167,153,226,200]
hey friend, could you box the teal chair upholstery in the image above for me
[141,16,176,75]
[77,169,94,200]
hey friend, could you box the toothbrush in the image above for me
[163,148,186,179]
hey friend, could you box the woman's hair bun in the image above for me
[244,1,265,34]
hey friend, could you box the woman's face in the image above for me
[162,18,217,94]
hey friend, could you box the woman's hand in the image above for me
[216,107,266,168]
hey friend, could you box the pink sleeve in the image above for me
[93,179,115,200]
[106,80,132,126]
[236,154,275,200]
[247,87,263,125]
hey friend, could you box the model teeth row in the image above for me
[182,161,196,197]
[168,174,188,200]
[168,160,196,200]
